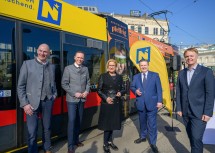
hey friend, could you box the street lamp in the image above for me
[178,42,183,56]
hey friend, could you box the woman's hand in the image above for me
[106,97,114,104]
[116,92,121,97]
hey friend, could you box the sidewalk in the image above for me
[46,109,214,153]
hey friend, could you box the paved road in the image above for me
[42,109,214,153]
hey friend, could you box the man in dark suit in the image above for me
[17,44,57,153]
[61,51,90,153]
[176,47,215,153]
[131,59,162,153]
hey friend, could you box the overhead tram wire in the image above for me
[167,0,206,44]
[173,0,200,14]
[137,0,205,44]
[165,0,180,10]
[138,0,154,12]
[148,10,172,41]
[169,22,207,44]
[138,0,172,42]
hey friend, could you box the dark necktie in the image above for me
[143,73,147,89]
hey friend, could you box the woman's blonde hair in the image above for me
[106,59,118,70]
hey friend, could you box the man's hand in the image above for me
[156,102,163,109]
[136,88,142,96]
[23,104,34,116]
[74,92,82,98]
[177,111,182,117]
[202,115,211,122]
[81,91,88,98]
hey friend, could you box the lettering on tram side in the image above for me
[37,0,62,26]
[4,0,34,10]
[110,20,128,38]
[112,26,127,37]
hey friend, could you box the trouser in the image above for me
[26,98,54,153]
[183,116,207,153]
[138,105,158,145]
[104,130,113,145]
[67,101,84,150]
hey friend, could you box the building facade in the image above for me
[113,13,169,43]
[180,46,215,73]
[76,6,169,43]
[198,49,215,71]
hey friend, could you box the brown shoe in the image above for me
[45,151,51,153]
[76,142,84,147]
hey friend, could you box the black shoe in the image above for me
[150,144,159,153]
[108,142,118,151]
[103,144,111,153]
[76,142,84,147]
[68,149,75,153]
[134,138,146,144]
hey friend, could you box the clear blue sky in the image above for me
[64,0,215,46]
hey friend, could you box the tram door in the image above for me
[20,23,62,146]
[0,17,17,152]
[63,37,106,129]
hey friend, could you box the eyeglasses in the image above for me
[108,65,116,67]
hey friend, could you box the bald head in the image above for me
[37,43,50,62]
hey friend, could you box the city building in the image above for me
[77,6,99,14]
[180,45,215,72]
[113,13,169,43]
[77,6,169,43]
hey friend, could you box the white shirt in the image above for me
[142,71,148,83]
[74,62,81,68]
[187,64,197,85]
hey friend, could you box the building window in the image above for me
[130,26,135,31]
[153,28,158,35]
[138,26,142,34]
[198,57,202,63]
[160,28,164,35]
[205,57,208,63]
[145,27,149,35]
[84,7,88,10]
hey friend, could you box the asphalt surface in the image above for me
[40,109,215,153]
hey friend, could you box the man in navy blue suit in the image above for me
[176,47,214,153]
[131,59,162,153]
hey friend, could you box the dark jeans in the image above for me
[183,116,207,153]
[104,130,113,145]
[67,101,84,150]
[26,98,54,153]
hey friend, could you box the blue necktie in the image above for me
[143,73,147,89]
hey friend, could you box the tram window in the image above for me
[0,18,16,110]
[22,24,61,97]
[63,44,104,91]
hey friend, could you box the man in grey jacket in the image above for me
[17,43,57,153]
[61,51,90,153]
